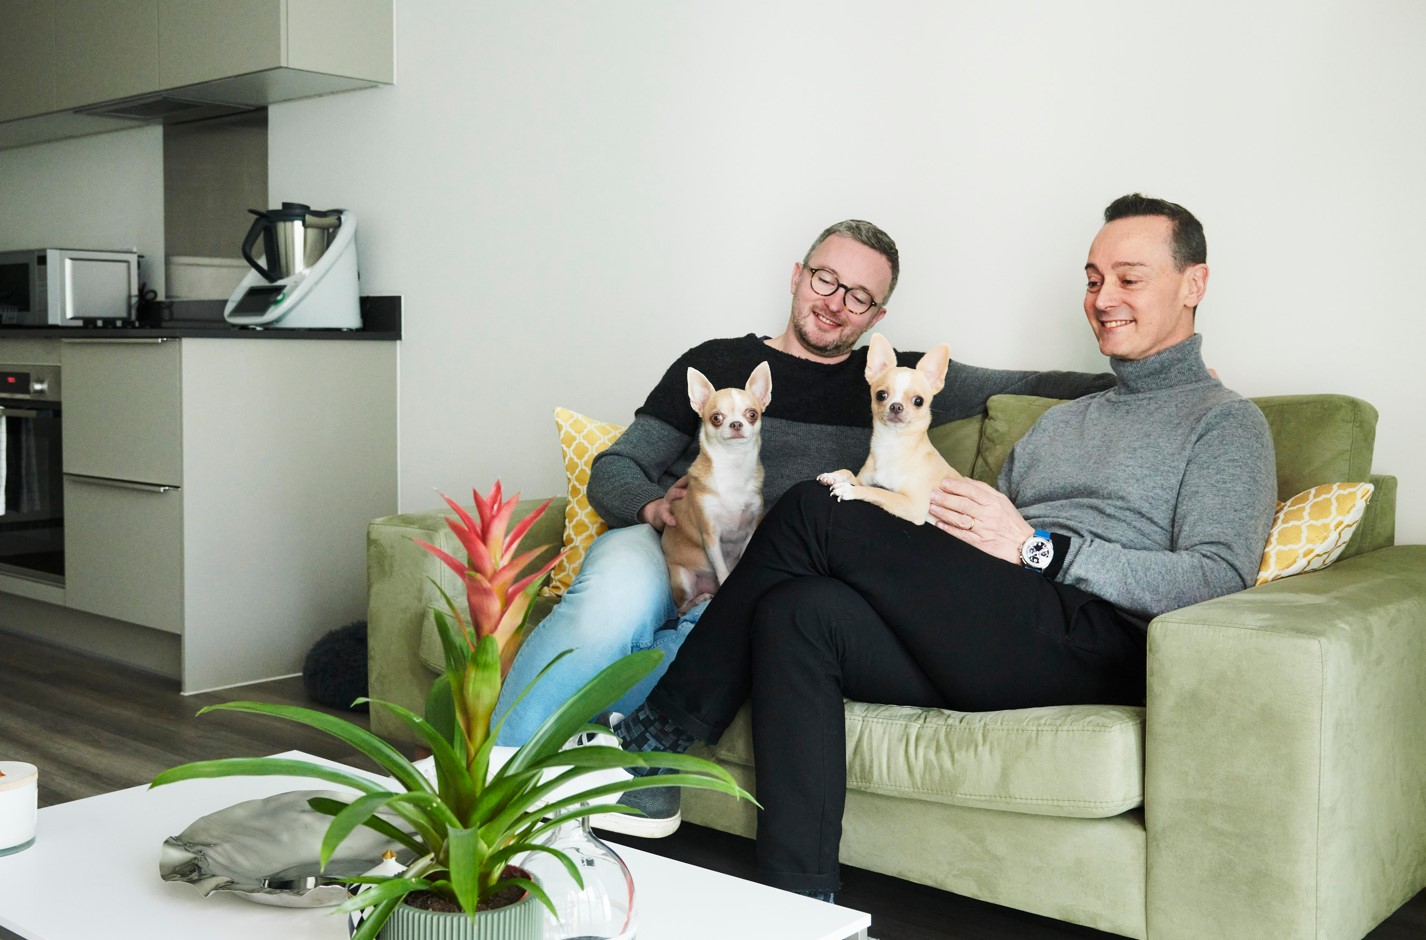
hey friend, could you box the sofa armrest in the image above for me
[1145,545,1426,939]
[366,497,567,746]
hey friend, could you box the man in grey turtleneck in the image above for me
[591,194,1279,903]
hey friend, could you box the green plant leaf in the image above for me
[317,791,430,868]
[307,795,424,856]
[333,874,429,915]
[349,892,404,940]
[505,648,663,776]
[178,701,434,796]
[445,824,488,915]
[423,675,457,746]
[151,756,389,796]
[501,874,555,918]
[487,840,582,889]
[366,697,476,818]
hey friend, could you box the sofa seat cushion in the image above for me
[708,700,1145,819]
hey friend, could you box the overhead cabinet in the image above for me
[0,0,393,150]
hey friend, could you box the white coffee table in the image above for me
[0,750,870,940]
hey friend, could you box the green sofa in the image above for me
[366,393,1426,939]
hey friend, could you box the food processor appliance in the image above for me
[224,203,360,329]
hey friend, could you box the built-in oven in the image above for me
[0,364,63,585]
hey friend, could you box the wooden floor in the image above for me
[2,630,1422,939]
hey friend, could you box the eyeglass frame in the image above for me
[804,266,882,315]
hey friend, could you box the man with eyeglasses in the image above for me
[492,219,1114,760]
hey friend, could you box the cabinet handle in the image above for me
[0,407,55,418]
[64,473,176,494]
[61,338,171,345]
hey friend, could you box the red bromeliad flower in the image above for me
[414,482,565,676]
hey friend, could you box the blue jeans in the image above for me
[492,524,709,745]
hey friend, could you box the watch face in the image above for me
[1022,536,1053,570]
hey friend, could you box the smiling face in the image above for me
[1083,215,1208,361]
[783,234,891,361]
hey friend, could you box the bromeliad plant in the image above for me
[153,482,752,938]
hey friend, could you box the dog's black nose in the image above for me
[729,420,743,431]
[889,402,903,416]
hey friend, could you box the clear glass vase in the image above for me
[523,808,637,940]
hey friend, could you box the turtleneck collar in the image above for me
[1110,333,1212,395]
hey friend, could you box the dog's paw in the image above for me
[818,470,853,488]
[829,480,858,502]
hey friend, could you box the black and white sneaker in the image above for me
[591,784,682,838]
[580,711,682,838]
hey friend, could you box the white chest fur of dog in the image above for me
[662,362,771,614]
[817,333,961,524]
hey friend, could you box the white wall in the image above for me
[0,126,165,294]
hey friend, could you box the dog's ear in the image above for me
[864,333,897,383]
[916,344,952,394]
[745,361,773,411]
[687,367,716,414]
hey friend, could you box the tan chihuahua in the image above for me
[818,333,961,524]
[662,362,773,613]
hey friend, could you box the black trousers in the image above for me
[647,480,1148,893]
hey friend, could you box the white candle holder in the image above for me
[0,761,38,856]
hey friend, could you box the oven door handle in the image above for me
[0,406,57,419]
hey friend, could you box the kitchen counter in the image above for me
[0,295,401,340]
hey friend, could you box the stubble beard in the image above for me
[791,302,861,358]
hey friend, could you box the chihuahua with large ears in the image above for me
[662,361,773,614]
[818,333,961,524]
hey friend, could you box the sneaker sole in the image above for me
[589,807,682,839]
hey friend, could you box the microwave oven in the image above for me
[0,248,140,326]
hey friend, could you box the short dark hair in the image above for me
[804,219,900,302]
[1103,194,1206,270]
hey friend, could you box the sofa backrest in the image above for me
[936,392,1392,560]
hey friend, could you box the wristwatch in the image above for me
[1020,529,1054,572]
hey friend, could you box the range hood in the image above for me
[1,68,384,150]
[76,94,258,125]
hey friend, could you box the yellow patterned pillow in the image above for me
[1255,482,1374,586]
[546,407,627,596]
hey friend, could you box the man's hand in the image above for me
[637,475,690,532]
[928,476,1034,565]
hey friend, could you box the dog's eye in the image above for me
[875,390,888,402]
[913,396,925,407]
[711,413,723,427]
[745,409,758,424]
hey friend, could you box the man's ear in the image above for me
[790,261,804,296]
[687,368,715,414]
[1183,262,1209,309]
[864,333,896,382]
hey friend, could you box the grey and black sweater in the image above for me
[588,333,1114,527]
[1004,334,1277,622]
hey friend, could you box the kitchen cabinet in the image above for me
[52,0,159,112]
[0,0,393,150]
[0,335,399,691]
[0,1,57,123]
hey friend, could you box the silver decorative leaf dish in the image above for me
[159,789,410,908]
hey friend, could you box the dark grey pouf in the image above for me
[302,620,369,712]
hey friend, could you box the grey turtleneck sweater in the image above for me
[1001,334,1276,622]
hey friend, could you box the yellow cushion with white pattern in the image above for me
[1255,482,1374,586]
[546,407,626,596]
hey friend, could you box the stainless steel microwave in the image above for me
[0,248,140,326]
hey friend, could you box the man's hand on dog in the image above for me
[639,475,691,531]
[929,477,1034,564]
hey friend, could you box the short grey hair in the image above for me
[803,219,900,303]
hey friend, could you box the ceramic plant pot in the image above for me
[377,891,543,940]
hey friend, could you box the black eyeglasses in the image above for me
[806,267,879,315]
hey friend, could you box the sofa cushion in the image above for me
[547,407,626,596]
[1255,482,1374,585]
[708,700,1145,819]
[970,395,1065,485]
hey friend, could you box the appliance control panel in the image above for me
[0,364,60,402]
